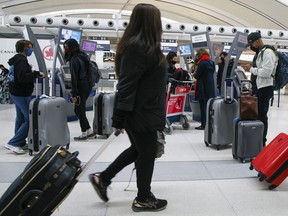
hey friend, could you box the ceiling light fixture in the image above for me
[37,9,178,23]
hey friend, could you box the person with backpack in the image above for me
[63,39,96,141]
[247,32,278,146]
[5,40,45,154]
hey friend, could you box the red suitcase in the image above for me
[250,133,288,189]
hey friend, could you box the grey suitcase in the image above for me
[204,97,239,150]
[93,92,115,137]
[28,96,70,155]
[232,119,264,163]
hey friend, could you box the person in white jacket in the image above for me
[247,32,278,146]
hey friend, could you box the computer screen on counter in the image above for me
[80,40,97,54]
[179,43,192,56]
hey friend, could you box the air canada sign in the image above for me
[42,45,53,61]
[0,50,16,54]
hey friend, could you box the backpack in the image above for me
[261,46,288,90]
[173,68,191,81]
[88,60,101,85]
[7,65,14,83]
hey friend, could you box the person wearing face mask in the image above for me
[247,32,278,146]
[193,49,216,130]
[63,39,96,141]
[166,51,178,78]
[5,40,45,154]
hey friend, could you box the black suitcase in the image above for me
[232,118,264,163]
[0,131,120,216]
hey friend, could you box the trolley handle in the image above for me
[168,78,194,85]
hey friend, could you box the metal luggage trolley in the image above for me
[164,78,194,134]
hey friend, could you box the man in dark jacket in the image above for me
[216,51,228,93]
[5,40,45,154]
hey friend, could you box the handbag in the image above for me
[239,93,258,120]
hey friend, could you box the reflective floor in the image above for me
[0,93,287,216]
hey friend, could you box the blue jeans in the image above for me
[8,94,31,147]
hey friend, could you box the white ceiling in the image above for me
[1,0,288,44]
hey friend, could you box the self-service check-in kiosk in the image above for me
[55,65,96,121]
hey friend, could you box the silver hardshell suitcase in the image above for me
[93,92,115,137]
[232,119,264,163]
[28,96,70,155]
[204,97,239,150]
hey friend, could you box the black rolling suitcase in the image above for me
[0,131,120,216]
[232,118,264,163]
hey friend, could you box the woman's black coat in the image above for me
[113,44,167,132]
[194,59,216,101]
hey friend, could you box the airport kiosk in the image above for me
[178,43,193,112]
[220,32,248,99]
[22,25,49,96]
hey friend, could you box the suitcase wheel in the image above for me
[216,145,220,151]
[249,164,254,170]
[269,184,277,190]
[240,158,246,163]
[29,150,33,156]
[182,122,190,130]
[66,144,70,150]
[204,141,209,147]
[232,154,238,160]
[259,175,265,182]
[164,125,173,135]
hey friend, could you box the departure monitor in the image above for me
[80,40,97,54]
[179,43,192,56]
[58,26,82,44]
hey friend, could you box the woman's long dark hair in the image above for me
[115,3,164,76]
[63,38,81,61]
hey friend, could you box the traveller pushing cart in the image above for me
[164,78,194,134]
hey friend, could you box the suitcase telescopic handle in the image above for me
[76,129,121,180]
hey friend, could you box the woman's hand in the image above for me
[38,72,45,78]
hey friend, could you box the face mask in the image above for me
[250,45,259,53]
[24,48,33,56]
[171,60,177,65]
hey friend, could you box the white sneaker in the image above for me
[5,144,26,154]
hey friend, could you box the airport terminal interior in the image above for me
[0,94,288,216]
[0,0,288,215]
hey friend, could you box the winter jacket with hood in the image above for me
[8,54,39,96]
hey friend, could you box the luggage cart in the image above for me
[164,78,194,134]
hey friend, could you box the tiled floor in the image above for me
[0,93,287,216]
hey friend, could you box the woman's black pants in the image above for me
[101,129,157,201]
